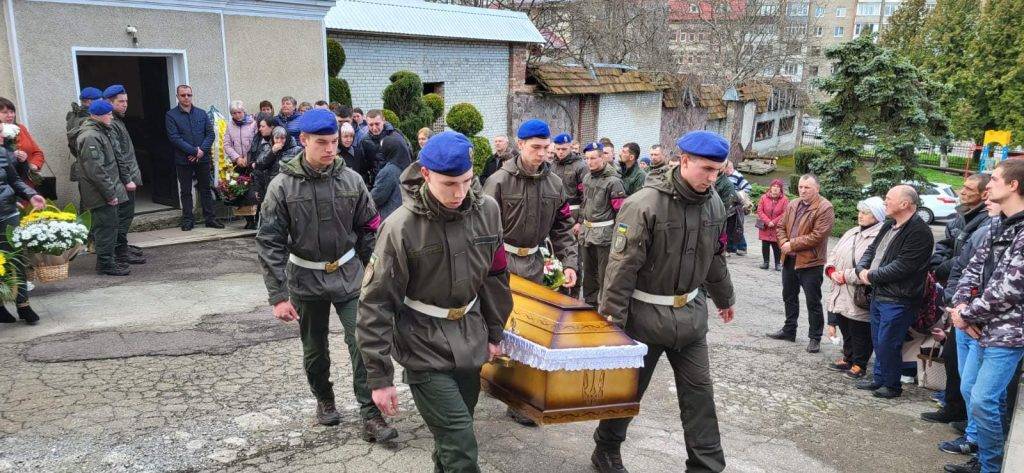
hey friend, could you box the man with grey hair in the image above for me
[768,174,835,353]
[854,184,934,398]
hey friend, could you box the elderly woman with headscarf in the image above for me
[369,134,411,220]
[757,178,789,270]
[823,196,887,379]
[338,122,369,187]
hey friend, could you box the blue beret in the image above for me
[79,87,102,100]
[296,109,337,135]
[640,155,651,165]
[552,133,572,145]
[676,131,729,162]
[517,119,550,140]
[419,131,472,176]
[582,142,604,153]
[88,100,113,116]
[102,84,126,99]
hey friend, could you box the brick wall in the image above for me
[508,45,529,93]
[330,33,510,140]
[596,92,663,149]
[579,95,599,144]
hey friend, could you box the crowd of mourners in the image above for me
[3,81,1022,473]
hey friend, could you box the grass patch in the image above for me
[915,167,965,187]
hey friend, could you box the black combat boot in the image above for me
[316,399,341,426]
[115,246,146,265]
[16,305,39,325]
[362,415,398,442]
[591,446,628,473]
[96,263,131,276]
[0,306,15,323]
[128,245,144,257]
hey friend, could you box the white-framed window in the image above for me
[855,23,864,35]
[884,3,900,16]
[689,3,699,13]
[784,63,800,75]
[788,2,809,16]
[815,6,825,17]
[834,26,845,37]
[813,26,823,37]
[836,7,847,17]
[857,3,881,16]
[755,121,775,141]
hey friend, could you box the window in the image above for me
[813,26,823,37]
[855,23,878,35]
[689,3,699,13]
[815,6,825,17]
[688,33,696,41]
[755,121,775,141]
[788,3,809,16]
[857,3,881,16]
[778,116,796,135]
[809,46,821,57]
[698,32,707,41]
[834,26,845,37]
[759,4,779,15]
[854,23,864,35]
[675,30,683,43]
[884,3,899,16]
[836,7,847,17]
[784,63,800,75]
[809,65,820,77]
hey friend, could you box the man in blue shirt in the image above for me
[165,84,221,231]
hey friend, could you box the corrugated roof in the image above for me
[529,64,662,95]
[324,0,544,44]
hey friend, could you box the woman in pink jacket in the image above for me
[757,178,789,270]
[225,100,257,166]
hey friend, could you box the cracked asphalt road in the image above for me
[0,229,958,472]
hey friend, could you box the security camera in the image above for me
[126,25,138,35]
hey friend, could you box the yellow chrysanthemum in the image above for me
[20,210,77,225]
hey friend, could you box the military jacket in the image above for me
[580,163,626,247]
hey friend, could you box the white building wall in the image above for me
[332,33,510,140]
[751,108,801,156]
[595,92,663,149]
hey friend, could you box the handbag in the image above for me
[754,219,766,230]
[917,343,946,391]
[851,245,871,310]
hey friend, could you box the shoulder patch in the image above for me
[362,254,377,287]
[616,223,628,235]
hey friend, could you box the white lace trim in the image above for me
[500,331,648,371]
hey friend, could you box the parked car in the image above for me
[912,182,958,224]
[802,117,822,139]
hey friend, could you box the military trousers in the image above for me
[406,369,482,473]
[90,203,120,268]
[293,297,380,420]
[115,191,135,252]
[594,337,726,473]
[581,243,610,306]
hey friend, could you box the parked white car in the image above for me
[912,182,958,224]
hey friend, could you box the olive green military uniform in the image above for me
[618,161,647,196]
[482,157,577,283]
[256,154,382,420]
[580,163,626,306]
[594,164,734,473]
[74,118,128,271]
[358,162,513,473]
[552,152,587,220]
[65,103,90,182]
[110,114,143,259]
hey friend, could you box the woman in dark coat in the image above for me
[0,145,45,324]
[248,117,300,227]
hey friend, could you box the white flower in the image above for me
[0,123,19,139]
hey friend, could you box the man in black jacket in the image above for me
[922,173,990,424]
[357,110,407,189]
[855,184,935,398]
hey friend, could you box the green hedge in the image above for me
[446,103,484,137]
[328,77,351,107]
[470,135,492,175]
[423,93,444,122]
[327,39,345,77]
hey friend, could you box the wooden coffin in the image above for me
[480,275,646,425]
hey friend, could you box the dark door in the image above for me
[75,55,179,209]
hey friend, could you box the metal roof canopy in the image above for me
[324,0,545,44]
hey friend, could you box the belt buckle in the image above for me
[515,247,530,257]
[447,307,466,321]
[324,261,340,273]
[584,221,592,228]
[672,294,687,308]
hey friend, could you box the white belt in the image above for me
[631,287,700,308]
[569,204,580,211]
[288,248,355,273]
[583,219,614,228]
[404,296,477,321]
[504,243,539,257]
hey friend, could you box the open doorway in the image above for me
[74,53,180,213]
